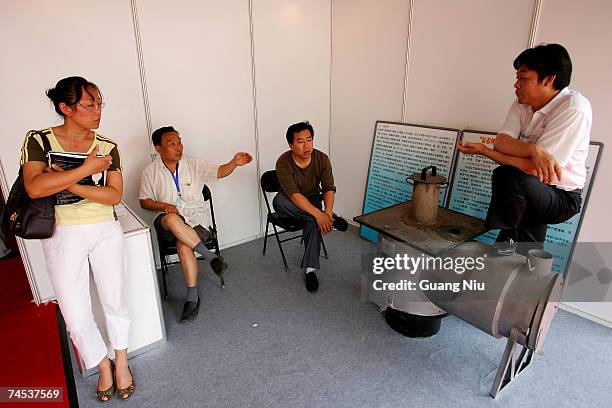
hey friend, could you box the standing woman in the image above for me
[22,76,134,402]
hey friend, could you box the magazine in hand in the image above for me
[47,151,106,205]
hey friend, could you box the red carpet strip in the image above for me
[0,253,71,407]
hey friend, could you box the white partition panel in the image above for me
[404,0,535,130]
[330,0,410,220]
[0,1,149,302]
[536,0,612,325]
[535,0,612,242]
[136,0,260,246]
[252,0,331,189]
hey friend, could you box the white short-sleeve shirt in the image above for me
[499,87,592,191]
[139,156,219,227]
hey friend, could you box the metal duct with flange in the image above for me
[370,236,562,397]
[421,241,563,353]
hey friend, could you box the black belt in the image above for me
[555,186,582,194]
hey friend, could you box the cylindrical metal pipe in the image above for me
[422,241,561,350]
[369,237,562,351]
[405,166,446,227]
[410,183,441,225]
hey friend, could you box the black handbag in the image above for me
[3,131,56,239]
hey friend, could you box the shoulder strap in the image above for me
[31,130,52,153]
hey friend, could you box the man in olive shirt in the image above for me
[273,121,347,292]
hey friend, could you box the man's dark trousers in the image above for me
[485,165,582,253]
[273,193,323,269]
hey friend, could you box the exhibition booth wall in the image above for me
[1,0,610,324]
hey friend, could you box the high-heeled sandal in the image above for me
[96,361,115,403]
[116,366,136,400]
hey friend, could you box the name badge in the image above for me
[175,195,186,213]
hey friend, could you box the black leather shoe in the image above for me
[332,214,348,232]
[179,298,200,323]
[203,227,218,246]
[210,256,228,277]
[305,271,319,292]
[492,238,517,256]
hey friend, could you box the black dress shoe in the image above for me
[210,256,228,277]
[332,214,348,232]
[179,298,200,323]
[203,227,218,246]
[305,271,319,292]
[492,238,518,256]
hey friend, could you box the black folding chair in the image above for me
[260,170,328,273]
[155,185,222,300]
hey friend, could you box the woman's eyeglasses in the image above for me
[77,102,106,111]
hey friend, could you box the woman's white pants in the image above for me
[42,220,130,369]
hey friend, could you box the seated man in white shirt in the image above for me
[457,43,590,255]
[139,126,252,323]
